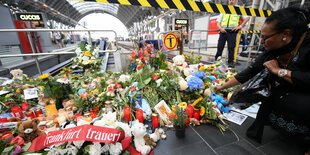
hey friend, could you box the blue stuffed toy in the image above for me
[210,93,230,113]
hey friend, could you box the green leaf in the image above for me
[2,145,14,155]
[22,142,32,151]
[143,78,152,85]
[121,150,131,155]
[137,82,145,89]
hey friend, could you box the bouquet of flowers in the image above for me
[184,51,202,65]
[72,43,102,74]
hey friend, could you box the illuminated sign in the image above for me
[175,19,188,25]
[16,12,43,21]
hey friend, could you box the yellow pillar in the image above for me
[234,31,242,63]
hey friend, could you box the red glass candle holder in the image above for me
[12,106,24,119]
[136,109,144,123]
[34,109,44,118]
[21,102,29,111]
[152,113,159,128]
[124,107,131,123]
[186,105,194,118]
[75,113,82,122]
[90,110,97,119]
[25,111,36,119]
[193,108,200,121]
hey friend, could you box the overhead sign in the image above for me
[175,19,188,25]
[76,0,272,17]
[164,33,178,50]
[16,12,43,21]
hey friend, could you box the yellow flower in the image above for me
[178,102,187,111]
[192,96,203,107]
[16,88,20,93]
[5,94,10,98]
[208,65,216,70]
[190,51,194,55]
[172,105,176,111]
[204,82,209,87]
[227,74,234,80]
[82,51,92,57]
[23,85,28,88]
[91,89,99,94]
[199,66,207,71]
[38,73,49,80]
[71,76,79,79]
[200,106,205,116]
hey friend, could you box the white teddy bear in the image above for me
[131,122,151,155]
[178,77,188,91]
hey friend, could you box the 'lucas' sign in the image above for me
[28,125,125,151]
[16,12,43,21]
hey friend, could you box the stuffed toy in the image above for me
[38,97,56,106]
[8,117,21,122]
[107,84,116,97]
[183,67,195,77]
[16,118,45,143]
[143,134,156,149]
[178,77,188,91]
[149,128,161,142]
[10,69,27,80]
[62,99,77,112]
[131,122,152,155]
[172,55,185,66]
[210,93,230,113]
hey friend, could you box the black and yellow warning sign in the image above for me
[240,30,261,34]
[78,0,272,17]
[164,33,178,50]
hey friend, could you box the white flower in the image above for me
[77,119,91,126]
[86,45,92,51]
[56,78,70,84]
[75,48,82,55]
[114,122,132,137]
[73,141,85,149]
[119,75,130,83]
[89,143,103,155]
[156,79,163,86]
[82,55,90,61]
[173,55,185,65]
[109,142,123,155]
[93,112,117,127]
[82,60,91,65]
[184,68,194,77]
[102,144,110,152]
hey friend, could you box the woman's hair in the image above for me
[265,7,310,38]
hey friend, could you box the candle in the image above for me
[84,112,92,122]
[12,106,24,119]
[152,113,159,128]
[136,109,144,123]
[90,110,97,119]
[105,101,113,113]
[186,105,194,118]
[75,113,82,122]
[21,102,29,111]
[67,111,74,120]
[124,107,131,123]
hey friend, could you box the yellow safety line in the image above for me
[228,5,237,15]
[155,0,169,8]
[188,0,200,12]
[137,0,152,7]
[249,8,256,17]
[239,6,247,16]
[216,4,226,14]
[96,0,109,3]
[267,10,272,16]
[259,9,265,17]
[118,0,132,5]
[234,31,241,63]
[172,0,186,10]
[202,2,214,13]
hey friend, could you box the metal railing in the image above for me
[0,29,118,75]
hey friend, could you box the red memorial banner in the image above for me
[28,125,125,151]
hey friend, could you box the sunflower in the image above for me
[199,66,207,71]
[208,65,216,70]
[38,73,50,80]
[82,51,92,57]
[200,106,205,116]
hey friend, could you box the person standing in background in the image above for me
[215,0,250,67]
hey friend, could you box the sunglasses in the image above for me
[261,31,282,41]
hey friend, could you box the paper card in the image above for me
[231,105,259,119]
[223,111,248,125]
[1,80,13,86]
[24,88,38,100]
[0,90,10,96]
[154,100,172,124]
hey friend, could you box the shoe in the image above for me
[228,63,235,68]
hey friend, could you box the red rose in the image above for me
[130,86,136,91]
[11,136,24,146]
[152,75,159,80]
[137,65,143,70]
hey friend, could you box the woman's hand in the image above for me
[214,86,224,94]
[263,59,281,75]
